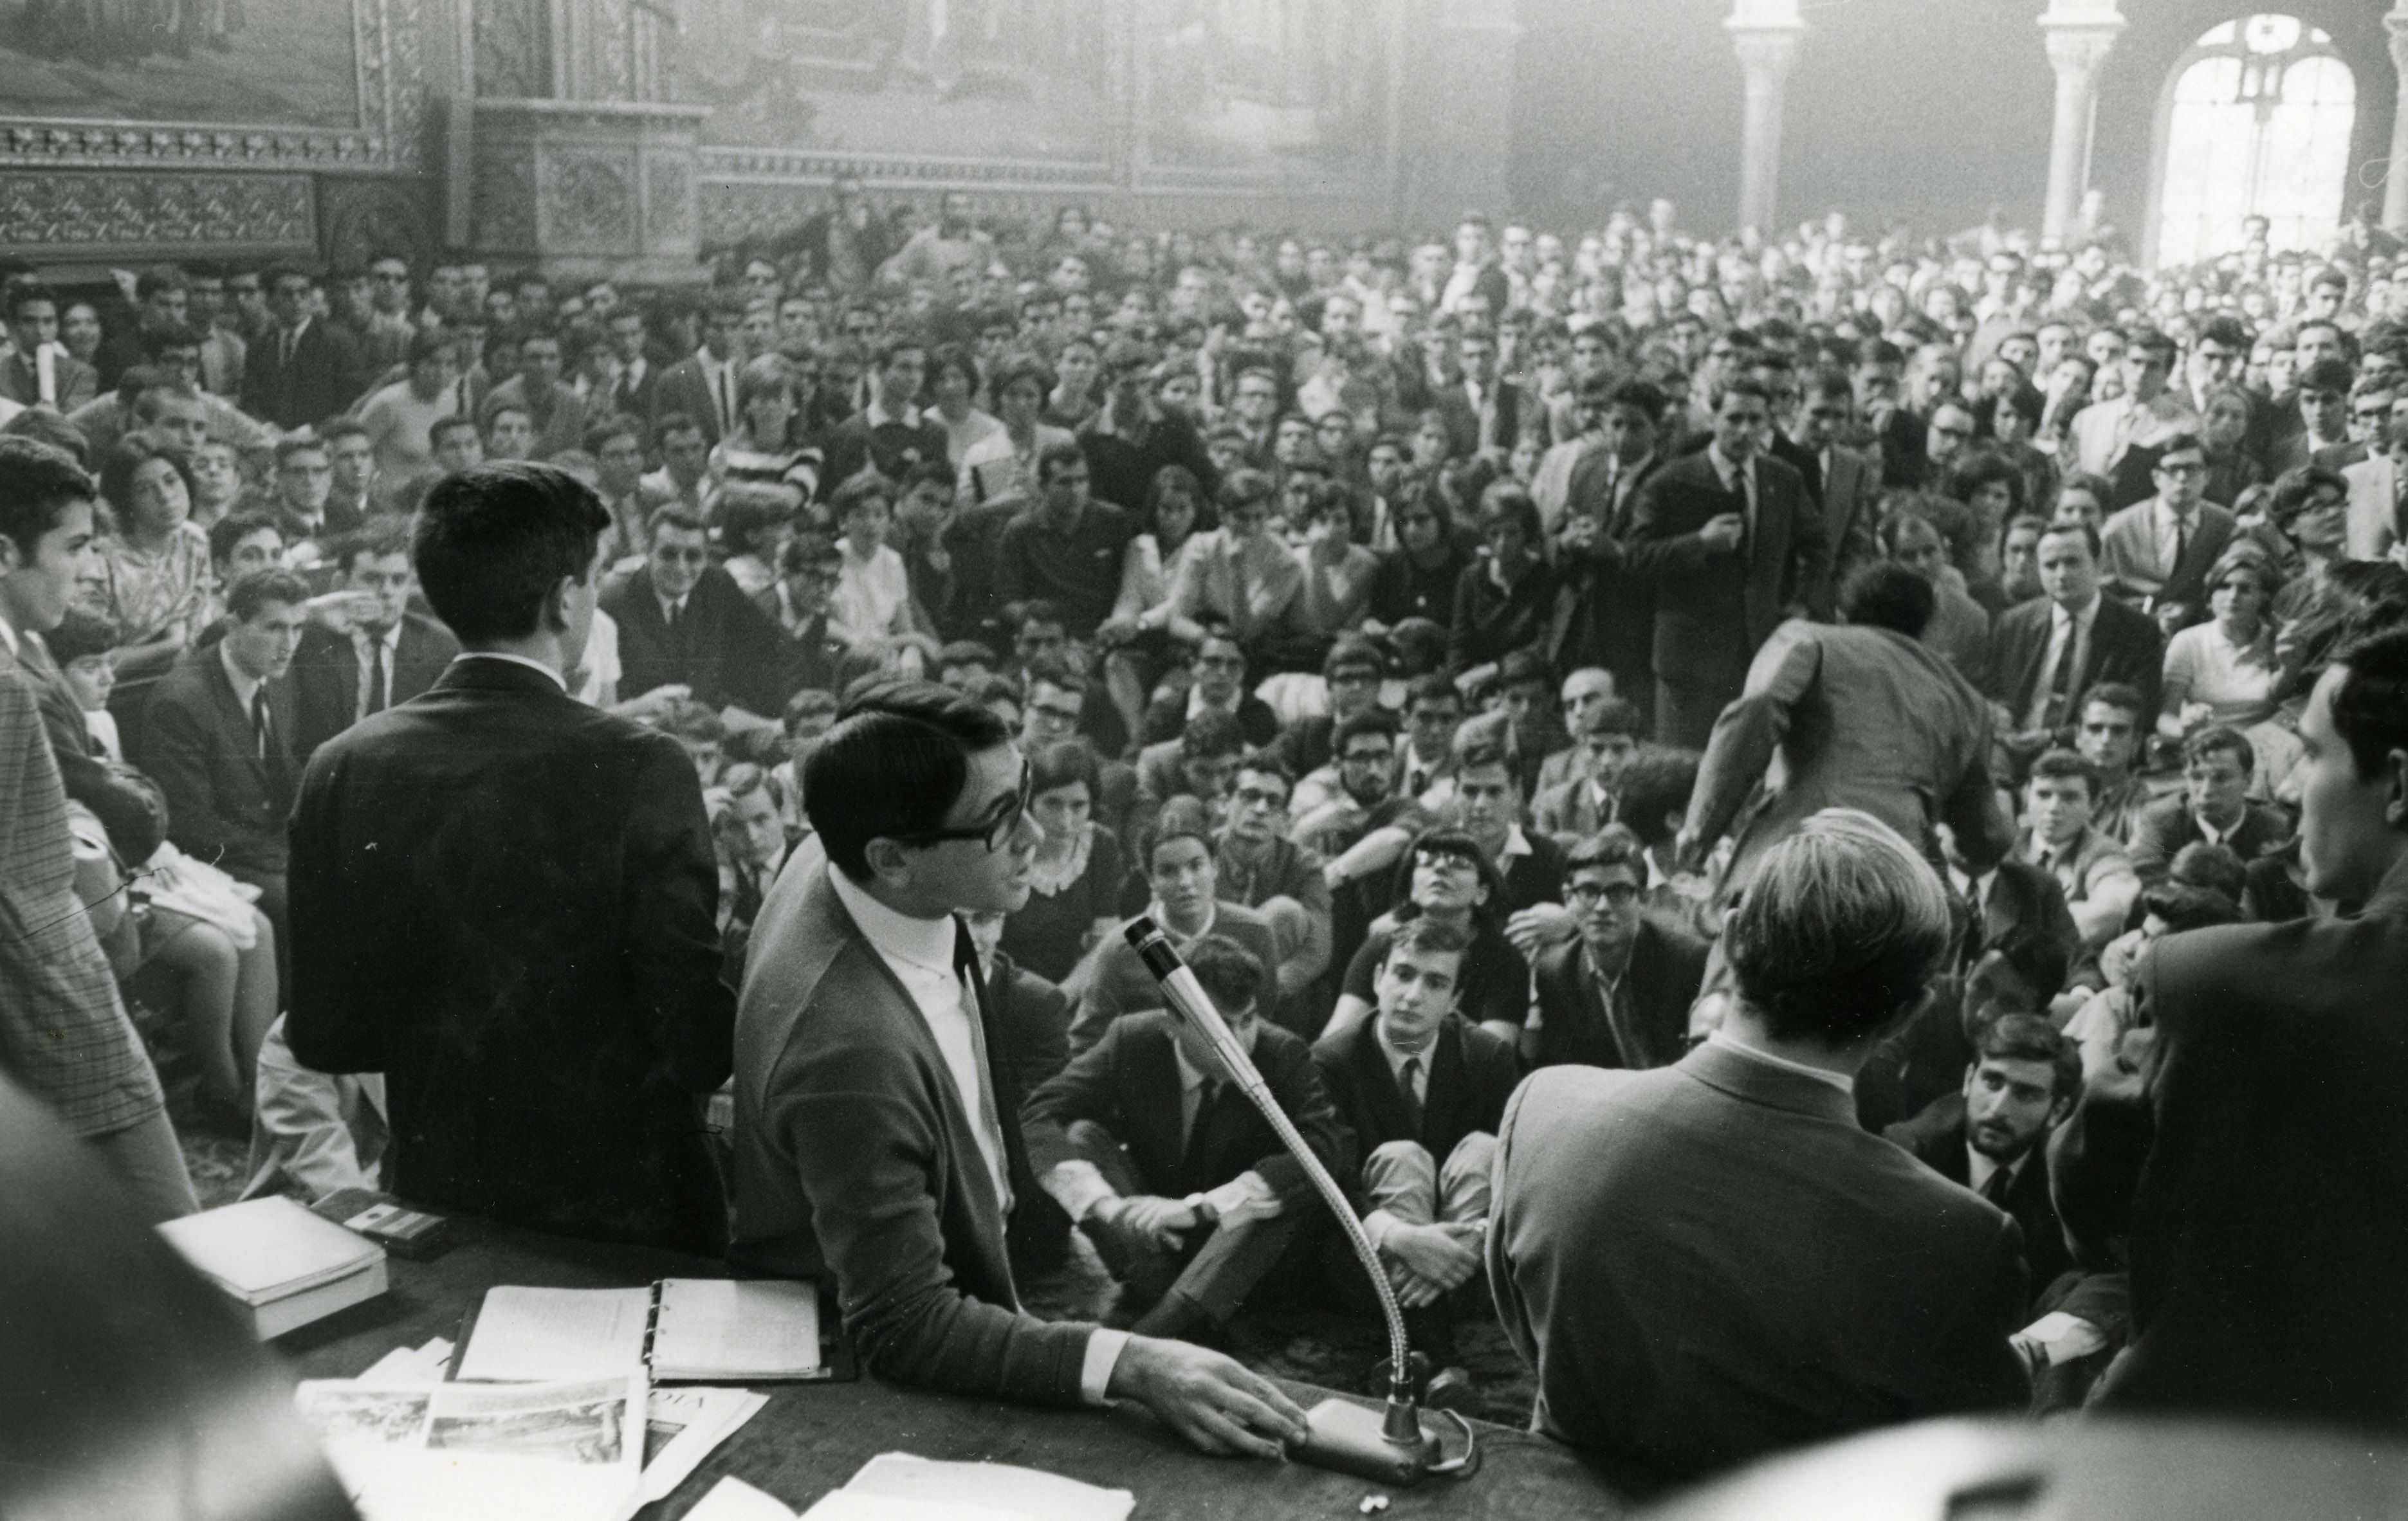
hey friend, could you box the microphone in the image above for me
[1121,918,1474,1486]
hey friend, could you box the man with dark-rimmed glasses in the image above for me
[733,681,1310,1458]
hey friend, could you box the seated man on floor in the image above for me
[1531,696,1643,846]
[242,1012,388,1204]
[1312,916,1518,1404]
[2018,748,2141,949]
[2128,724,2292,884]
[1529,826,1708,1070]
[1885,1012,2082,1306]
[1072,796,1280,1053]
[1026,934,1353,1340]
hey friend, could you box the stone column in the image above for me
[2038,0,2124,244]
[2386,2,2408,236]
[1726,0,1805,238]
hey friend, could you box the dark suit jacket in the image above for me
[2127,796,2292,884]
[651,354,730,444]
[285,657,733,1251]
[1888,1091,2072,1306]
[988,951,1072,1098]
[1489,1045,2028,1480]
[16,627,166,862]
[134,646,296,876]
[1071,904,1282,1055]
[602,563,798,716]
[1529,920,1707,1071]
[0,350,97,412]
[1311,1014,1518,1194]
[1624,450,1830,695]
[1558,448,1664,702]
[1987,594,2165,731]
[1435,378,1529,457]
[2064,857,2408,1431]
[1025,1009,1352,1207]
[731,843,1094,1404]
[239,319,365,432]
[288,614,459,764]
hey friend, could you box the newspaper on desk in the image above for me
[342,1334,767,1503]
[295,1372,647,1521]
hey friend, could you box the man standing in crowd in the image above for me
[731,680,1310,1455]
[1626,378,1829,749]
[287,462,734,1252]
[289,521,461,763]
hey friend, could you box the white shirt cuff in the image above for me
[1043,1160,1119,1223]
[1081,1327,1131,1406]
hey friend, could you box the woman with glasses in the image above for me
[999,741,1126,984]
[1327,828,1530,1047]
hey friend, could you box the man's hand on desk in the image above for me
[1108,1335,1311,1459]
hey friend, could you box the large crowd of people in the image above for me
[6,184,2408,1488]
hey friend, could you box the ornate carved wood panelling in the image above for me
[0,0,430,174]
[0,171,315,255]
[546,150,639,251]
[473,153,542,253]
[476,0,553,99]
[646,156,694,244]
[319,176,439,269]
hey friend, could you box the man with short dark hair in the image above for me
[2068,327,2195,480]
[601,505,796,718]
[0,437,193,1221]
[2099,432,2235,618]
[1886,1013,2081,1302]
[1215,752,1332,1024]
[2073,682,2153,844]
[477,331,587,462]
[1529,826,1707,1071]
[136,567,308,948]
[286,462,733,1252]
[289,522,461,761]
[1491,810,2028,1480]
[822,337,950,487]
[2128,725,2292,882]
[1989,522,2165,747]
[2061,626,2408,1432]
[995,444,1139,639]
[268,435,350,547]
[734,682,1309,1453]
[1312,916,1518,1402]
[1532,695,1642,844]
[240,268,365,431]
[1027,932,1348,1340]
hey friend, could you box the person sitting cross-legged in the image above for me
[1311,916,1518,1408]
[1025,933,1353,1341]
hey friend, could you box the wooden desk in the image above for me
[276,1216,1622,1520]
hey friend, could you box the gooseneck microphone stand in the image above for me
[1122,918,1476,1485]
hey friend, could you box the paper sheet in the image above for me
[653,1279,822,1380]
[358,1338,454,1386]
[456,1286,652,1383]
[639,1387,769,1502]
[297,1374,646,1521]
[843,1453,1134,1521]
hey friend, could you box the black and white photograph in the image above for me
[5,0,2408,1516]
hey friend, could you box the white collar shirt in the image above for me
[1710,1028,1855,1095]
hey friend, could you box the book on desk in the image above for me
[157,1195,389,1340]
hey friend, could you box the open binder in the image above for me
[450,1280,854,1385]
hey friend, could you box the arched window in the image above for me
[2151,14,2355,266]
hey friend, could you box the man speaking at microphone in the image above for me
[730,679,1309,1457]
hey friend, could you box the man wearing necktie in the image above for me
[733,680,1310,1456]
[1559,378,1669,725]
[1025,933,1352,1342]
[2098,433,2233,618]
[1882,1012,2079,1306]
[1625,378,1829,750]
[290,523,461,765]
[134,569,308,974]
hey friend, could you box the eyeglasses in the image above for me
[655,546,710,563]
[1233,785,1288,808]
[892,758,1031,853]
[1568,880,1641,907]
[1029,701,1081,725]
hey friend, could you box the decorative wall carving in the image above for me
[475,0,554,99]
[0,172,315,254]
[473,156,541,251]
[320,176,439,268]
[647,157,694,243]
[0,0,430,174]
[547,152,638,250]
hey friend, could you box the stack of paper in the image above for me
[682,1453,1135,1521]
[295,1373,647,1521]
[652,1279,821,1381]
[159,1195,388,1339]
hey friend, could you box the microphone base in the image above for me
[1289,1396,1442,1486]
